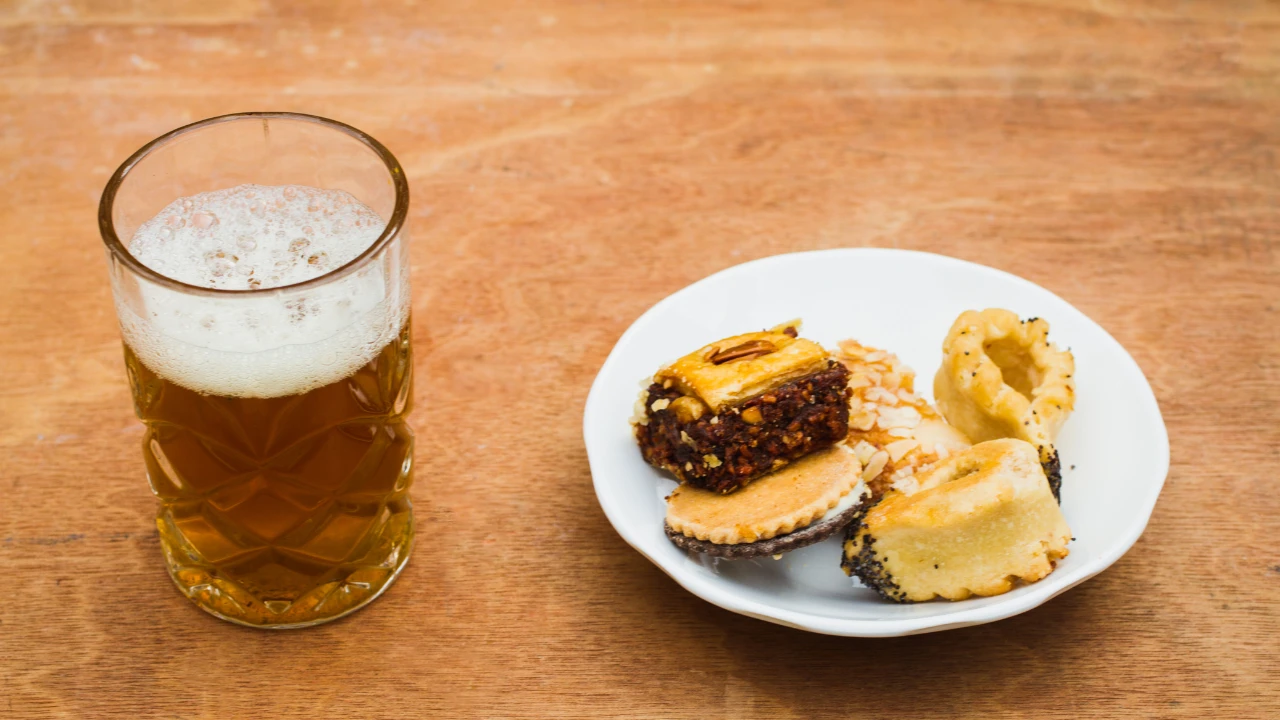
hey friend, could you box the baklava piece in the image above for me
[665,444,867,559]
[842,439,1072,602]
[635,322,850,493]
[836,340,971,500]
[933,309,1075,500]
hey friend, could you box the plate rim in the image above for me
[583,248,1170,637]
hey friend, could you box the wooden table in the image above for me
[2,1,1277,717]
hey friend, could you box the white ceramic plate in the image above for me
[584,249,1169,637]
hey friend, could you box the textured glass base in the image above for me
[159,508,414,629]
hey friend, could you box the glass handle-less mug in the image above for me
[98,113,414,628]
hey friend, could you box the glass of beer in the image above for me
[98,113,414,628]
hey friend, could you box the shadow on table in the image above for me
[699,581,1103,716]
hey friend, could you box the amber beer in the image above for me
[127,325,413,626]
[100,114,414,627]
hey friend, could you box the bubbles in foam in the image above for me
[117,184,408,399]
[129,184,385,291]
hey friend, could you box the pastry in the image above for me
[842,438,1071,602]
[933,309,1075,499]
[665,444,867,559]
[836,340,971,499]
[635,322,850,493]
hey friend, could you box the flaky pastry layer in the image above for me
[655,322,830,413]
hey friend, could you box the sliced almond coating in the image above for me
[836,340,972,497]
[665,445,862,545]
[886,439,920,463]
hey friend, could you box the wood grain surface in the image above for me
[1,1,1278,717]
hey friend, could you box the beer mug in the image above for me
[98,113,414,628]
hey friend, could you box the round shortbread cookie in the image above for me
[664,498,865,559]
[665,444,863,546]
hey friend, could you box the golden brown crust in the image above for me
[665,444,863,544]
[655,323,830,412]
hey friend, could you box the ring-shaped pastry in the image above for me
[932,309,1075,499]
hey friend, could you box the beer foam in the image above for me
[130,184,384,291]
[119,184,408,398]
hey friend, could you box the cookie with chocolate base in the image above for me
[665,498,865,559]
[663,444,868,559]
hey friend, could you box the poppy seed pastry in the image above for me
[665,444,868,559]
[634,322,850,493]
[933,309,1075,500]
[842,438,1071,602]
